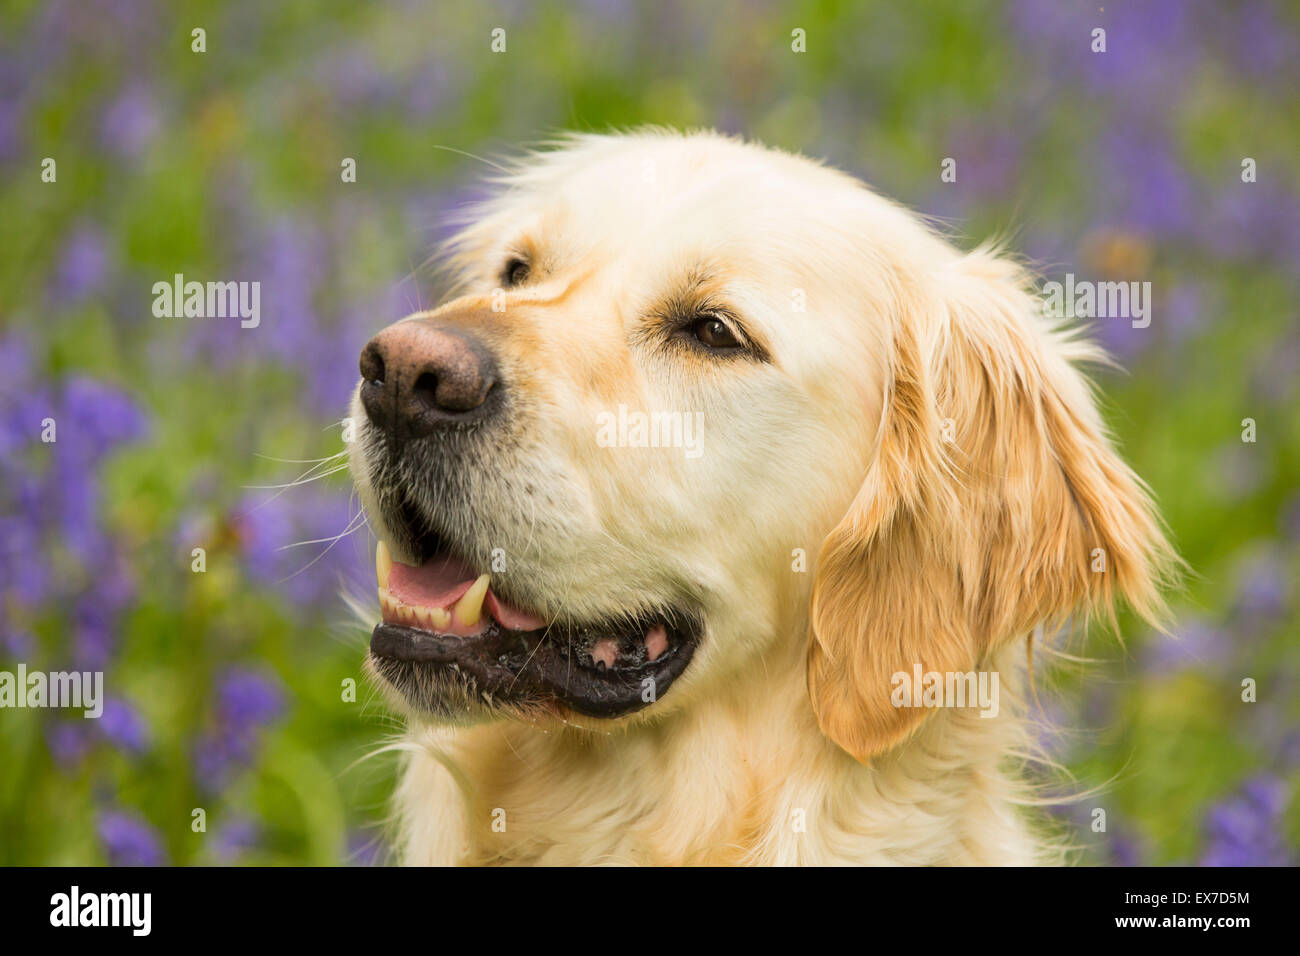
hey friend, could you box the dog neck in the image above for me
[392,640,1043,865]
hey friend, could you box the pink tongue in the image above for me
[486,592,547,631]
[388,556,548,631]
[388,555,478,608]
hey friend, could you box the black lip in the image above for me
[368,614,700,719]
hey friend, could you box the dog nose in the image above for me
[358,322,499,440]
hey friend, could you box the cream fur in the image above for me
[350,129,1176,866]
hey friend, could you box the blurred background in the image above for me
[1,0,1297,865]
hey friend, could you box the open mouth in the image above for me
[368,541,701,719]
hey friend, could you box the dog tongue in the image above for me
[388,554,478,608]
[388,555,547,631]
[485,591,547,631]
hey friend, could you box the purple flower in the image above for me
[1200,775,1294,866]
[404,61,456,119]
[0,334,31,393]
[0,101,22,163]
[97,697,151,754]
[216,667,285,733]
[192,731,252,794]
[1,626,33,658]
[100,82,159,159]
[73,589,132,671]
[1231,547,1289,622]
[98,809,167,866]
[1165,282,1208,344]
[348,830,384,866]
[234,487,361,608]
[58,377,149,460]
[51,224,111,305]
[1226,0,1300,81]
[326,49,395,109]
[0,505,51,606]
[1141,616,1231,676]
[46,721,93,770]
[1097,124,1194,240]
[1108,827,1146,867]
[1091,310,1150,363]
[213,815,260,862]
[943,122,1023,205]
[193,668,286,793]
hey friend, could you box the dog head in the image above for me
[351,130,1175,754]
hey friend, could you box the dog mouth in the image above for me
[368,540,701,719]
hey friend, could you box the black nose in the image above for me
[358,322,499,440]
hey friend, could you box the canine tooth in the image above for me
[452,574,490,627]
[376,541,392,589]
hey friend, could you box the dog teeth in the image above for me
[452,574,490,627]
[375,541,392,590]
[379,584,451,632]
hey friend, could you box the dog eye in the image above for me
[691,315,742,351]
[501,258,530,287]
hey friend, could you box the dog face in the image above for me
[351,131,1173,756]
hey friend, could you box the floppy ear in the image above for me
[807,246,1177,763]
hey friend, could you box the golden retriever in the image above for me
[348,129,1176,865]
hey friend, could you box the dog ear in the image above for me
[807,246,1177,763]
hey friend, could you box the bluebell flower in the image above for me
[1098,124,1194,240]
[0,333,30,392]
[1107,826,1146,867]
[326,49,395,110]
[348,830,384,866]
[58,377,149,461]
[98,697,151,755]
[100,82,159,159]
[0,71,22,161]
[1224,0,1300,81]
[212,815,261,863]
[97,809,167,866]
[73,601,120,671]
[1,626,33,658]
[216,667,285,733]
[0,503,51,607]
[1231,547,1289,623]
[234,487,362,608]
[1165,282,1208,345]
[192,731,250,794]
[50,223,111,305]
[1141,616,1231,676]
[1200,774,1293,866]
[46,721,93,770]
[193,668,286,793]
[405,60,455,119]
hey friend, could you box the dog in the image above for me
[349,129,1176,865]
